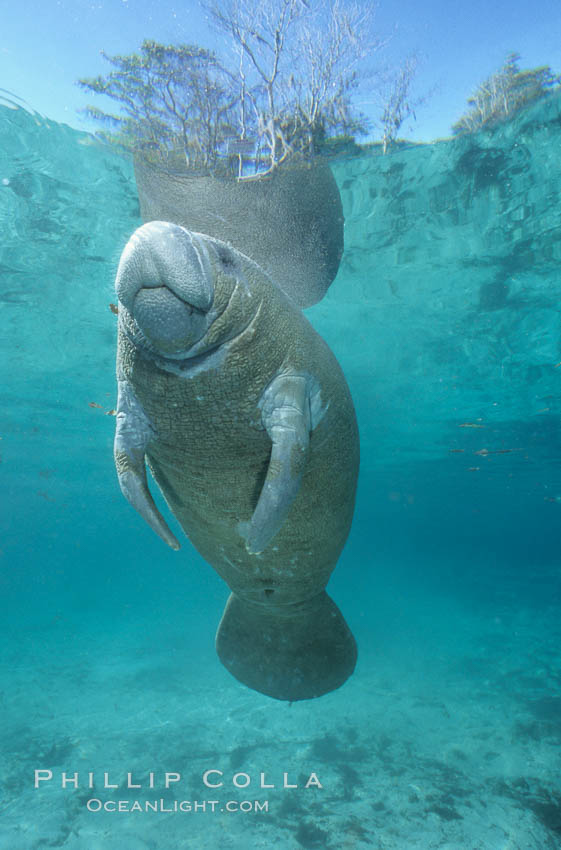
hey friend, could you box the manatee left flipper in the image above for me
[114,378,181,550]
[245,374,311,554]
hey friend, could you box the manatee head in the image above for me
[115,221,215,358]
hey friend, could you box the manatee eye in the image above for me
[216,245,235,269]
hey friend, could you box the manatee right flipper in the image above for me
[114,378,180,550]
[244,374,311,554]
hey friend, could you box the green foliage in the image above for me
[452,53,561,135]
[77,40,237,170]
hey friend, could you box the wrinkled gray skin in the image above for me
[114,222,359,701]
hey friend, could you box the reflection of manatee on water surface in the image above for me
[133,158,345,309]
[113,222,359,701]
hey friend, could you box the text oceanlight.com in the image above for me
[86,799,269,813]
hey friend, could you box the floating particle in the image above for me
[88,402,103,409]
[109,303,119,315]
[37,491,55,502]
[468,467,480,471]
[448,449,464,453]
[106,409,116,416]
[459,423,484,428]
[475,449,516,455]
[474,449,520,457]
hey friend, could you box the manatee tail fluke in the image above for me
[215,591,357,701]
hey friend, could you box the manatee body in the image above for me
[114,222,359,701]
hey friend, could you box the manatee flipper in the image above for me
[216,591,357,701]
[114,379,180,550]
[245,375,310,554]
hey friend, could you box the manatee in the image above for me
[113,221,359,701]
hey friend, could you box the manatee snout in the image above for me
[115,221,214,354]
[133,285,208,354]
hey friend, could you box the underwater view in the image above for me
[2,0,561,847]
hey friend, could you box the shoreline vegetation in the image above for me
[74,1,559,176]
[76,0,424,177]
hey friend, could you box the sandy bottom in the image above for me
[1,565,561,850]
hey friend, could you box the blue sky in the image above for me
[2,0,561,142]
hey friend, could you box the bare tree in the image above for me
[206,0,381,176]
[207,0,306,171]
[377,53,428,153]
[290,0,380,147]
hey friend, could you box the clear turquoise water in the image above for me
[1,94,561,848]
